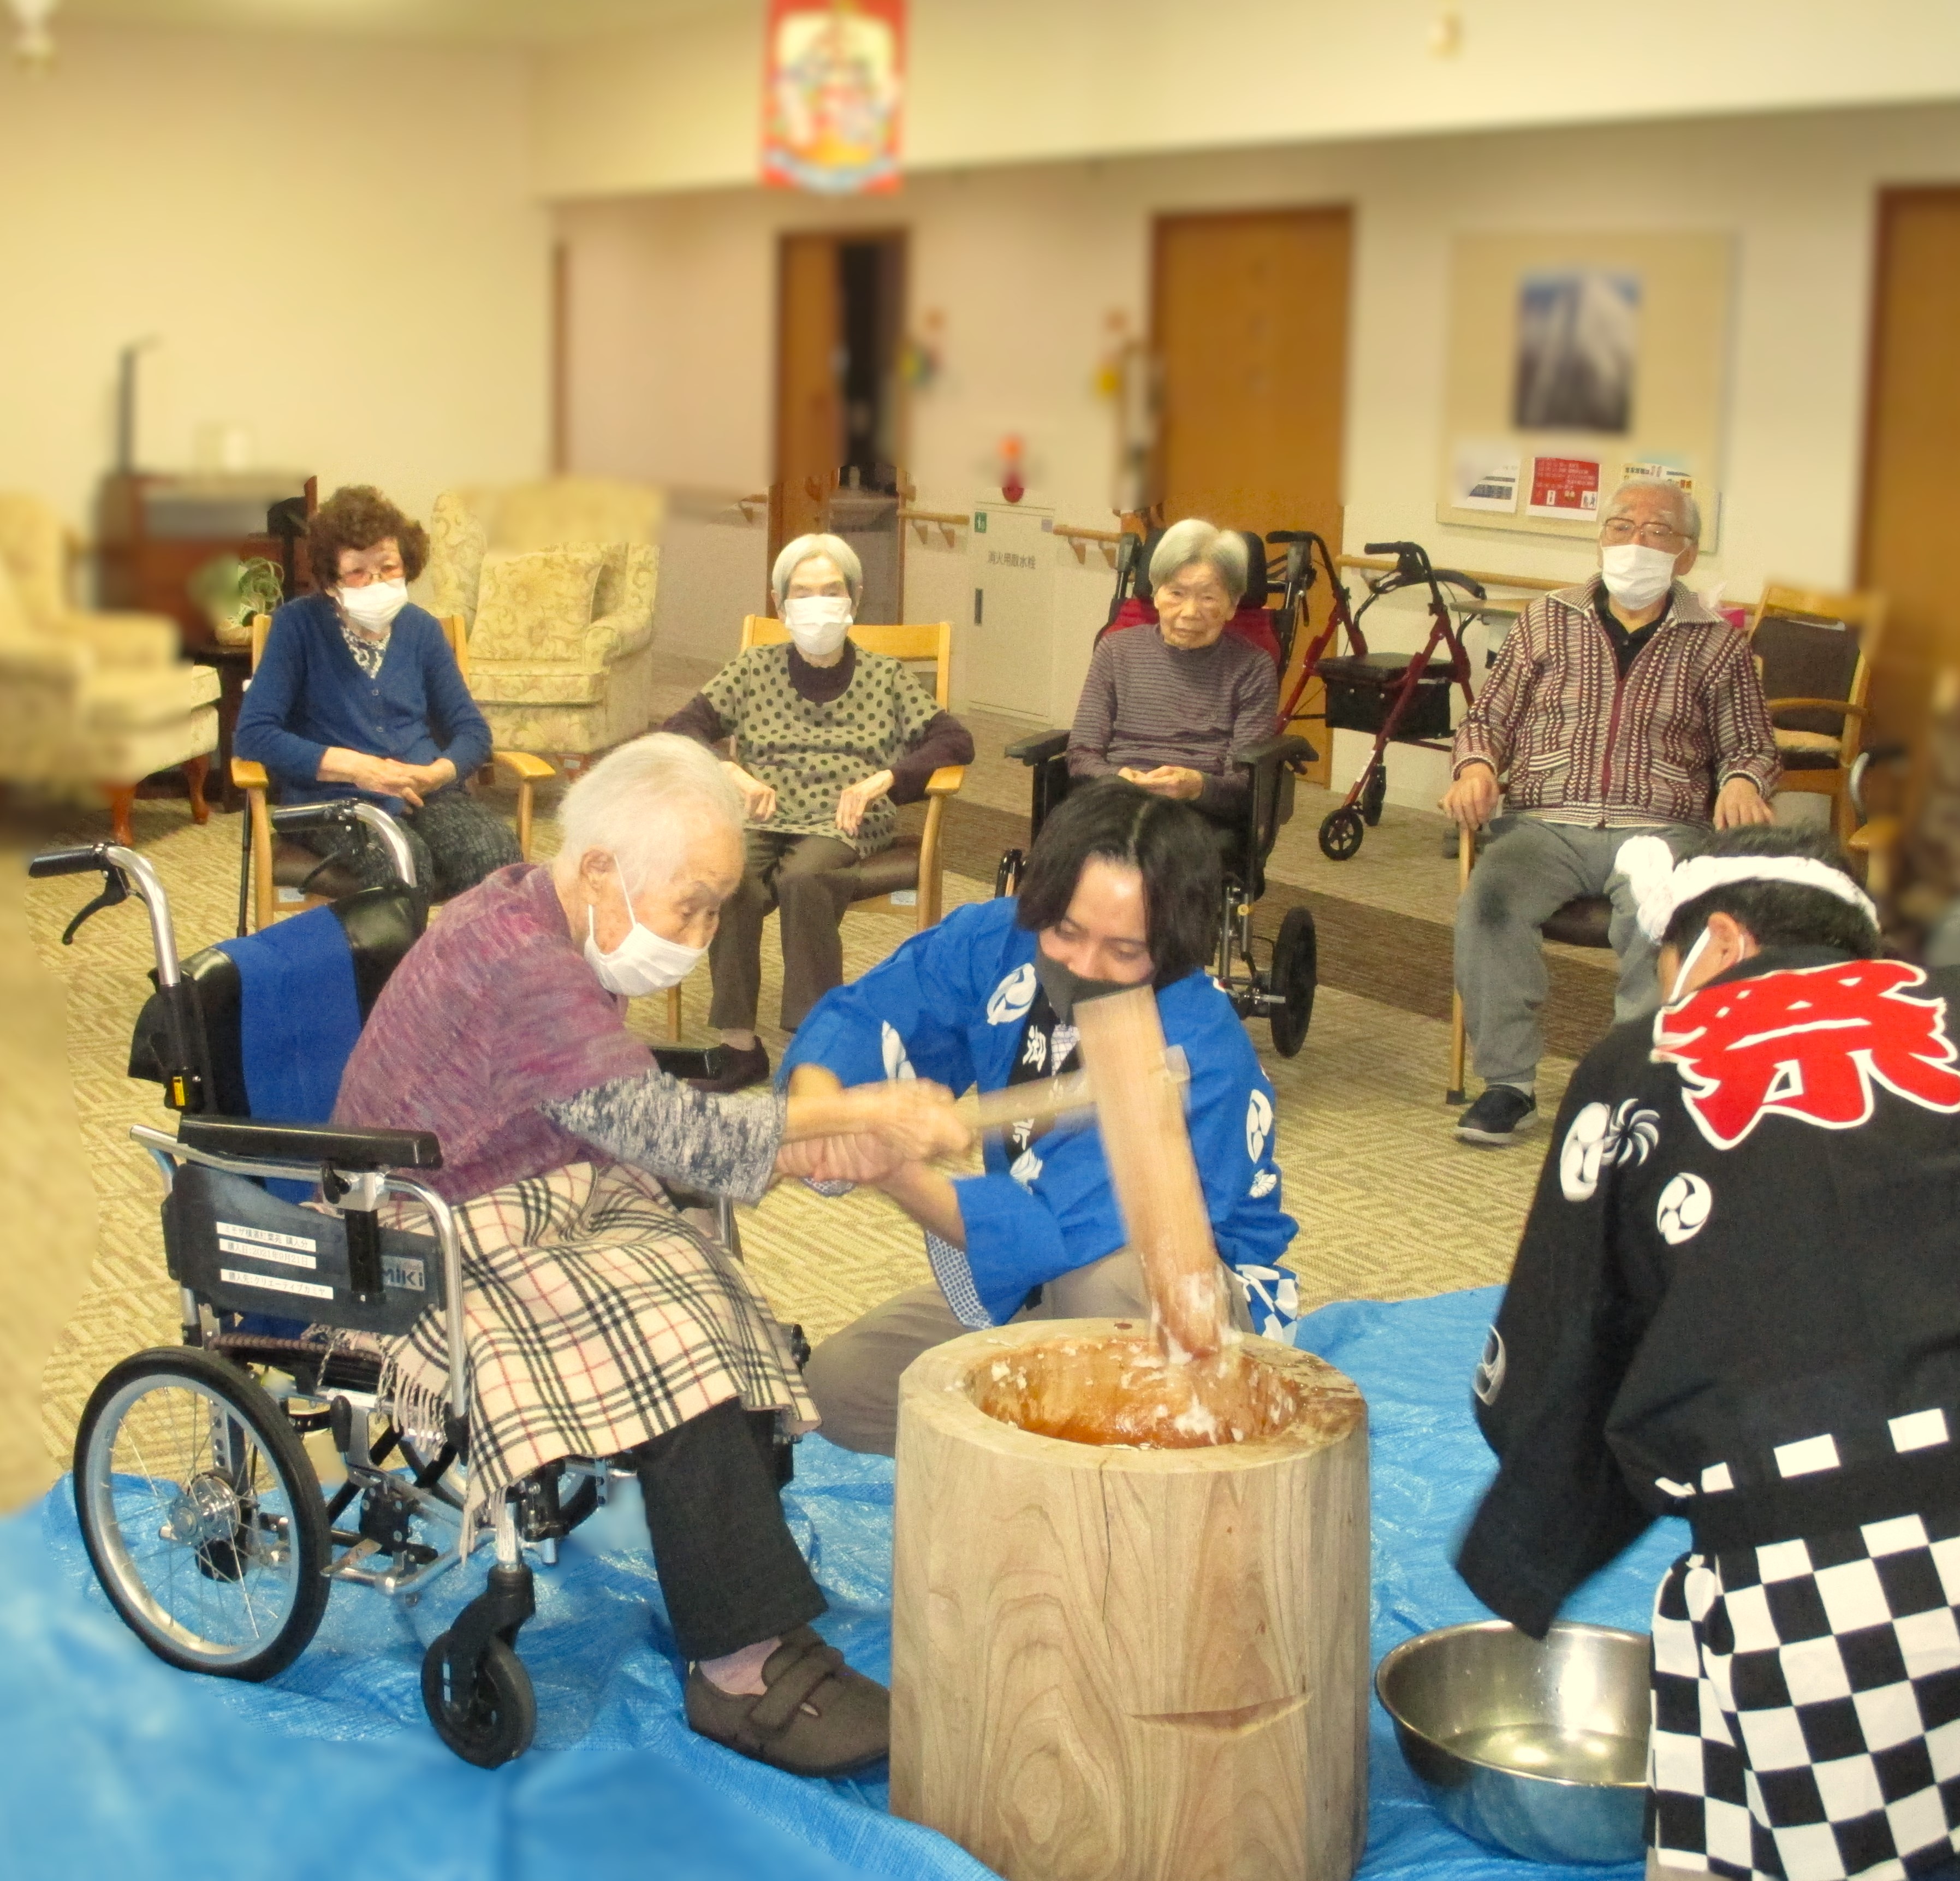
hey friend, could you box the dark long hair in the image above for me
[1014,779,1219,986]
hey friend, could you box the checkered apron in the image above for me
[1649,1512,1960,1880]
[373,1161,814,1518]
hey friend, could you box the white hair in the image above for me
[552,733,744,893]
[771,532,864,609]
[1606,477,1703,544]
[1148,519,1249,604]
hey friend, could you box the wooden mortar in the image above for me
[891,1316,1369,1881]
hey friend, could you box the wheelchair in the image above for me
[994,529,1320,1058]
[35,800,788,1770]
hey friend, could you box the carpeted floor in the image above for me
[11,670,1606,1500]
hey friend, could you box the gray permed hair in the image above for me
[552,733,744,894]
[1148,519,1249,604]
[770,532,864,609]
[1607,477,1703,545]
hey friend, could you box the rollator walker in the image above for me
[36,801,792,1769]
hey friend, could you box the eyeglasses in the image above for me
[337,562,403,587]
[1600,518,1689,548]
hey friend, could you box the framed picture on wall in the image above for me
[1438,231,1731,545]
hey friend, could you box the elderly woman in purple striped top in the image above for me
[1066,518,1279,853]
[333,733,970,1776]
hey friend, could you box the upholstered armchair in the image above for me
[423,479,662,760]
[0,492,217,844]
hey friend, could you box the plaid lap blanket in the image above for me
[375,1161,813,1517]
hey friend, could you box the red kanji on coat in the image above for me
[1654,960,1960,1149]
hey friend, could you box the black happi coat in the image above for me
[1458,945,1960,1638]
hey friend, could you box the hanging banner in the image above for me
[761,0,905,195]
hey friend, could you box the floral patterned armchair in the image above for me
[424,479,663,758]
[0,492,217,844]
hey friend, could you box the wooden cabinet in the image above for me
[96,471,313,651]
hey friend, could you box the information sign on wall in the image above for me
[761,0,906,195]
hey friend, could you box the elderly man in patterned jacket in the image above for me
[1442,477,1779,1146]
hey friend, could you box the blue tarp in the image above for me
[0,1288,1684,1881]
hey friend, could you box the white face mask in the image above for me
[1599,543,1678,613]
[780,592,853,659]
[582,857,704,996]
[339,578,408,632]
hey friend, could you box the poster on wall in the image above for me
[1513,269,1640,434]
[761,0,906,195]
[1525,455,1602,519]
[1435,233,1731,542]
[1450,442,1522,513]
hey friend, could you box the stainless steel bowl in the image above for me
[1375,1619,1650,1865]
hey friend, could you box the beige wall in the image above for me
[0,25,550,571]
[558,99,1960,796]
[536,0,1960,199]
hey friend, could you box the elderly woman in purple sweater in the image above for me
[1067,518,1279,857]
[334,733,970,1776]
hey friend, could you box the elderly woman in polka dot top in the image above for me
[662,534,974,1091]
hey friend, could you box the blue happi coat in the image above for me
[780,897,1297,1327]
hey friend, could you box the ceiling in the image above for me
[52,0,749,47]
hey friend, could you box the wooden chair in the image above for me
[1446,824,1613,1103]
[1749,582,1887,844]
[663,615,965,1039]
[1848,665,1960,915]
[231,612,554,932]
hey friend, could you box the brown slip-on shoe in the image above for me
[685,1626,889,1776]
[686,1042,771,1095]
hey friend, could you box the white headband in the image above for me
[1615,833,1879,945]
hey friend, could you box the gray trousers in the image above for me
[708,830,861,1033]
[804,1249,1254,1457]
[1454,815,1703,1092]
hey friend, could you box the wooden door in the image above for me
[1860,189,1960,750]
[1153,207,1351,782]
[776,233,844,551]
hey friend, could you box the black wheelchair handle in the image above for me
[28,844,115,879]
[1266,530,1320,544]
[1430,568,1489,602]
[1363,539,1428,562]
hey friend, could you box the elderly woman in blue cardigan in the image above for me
[234,484,520,898]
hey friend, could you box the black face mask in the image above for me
[1034,947,1140,1023]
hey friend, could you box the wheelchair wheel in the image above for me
[73,1346,331,1681]
[1361,764,1387,828]
[1318,806,1365,861]
[1268,906,1318,1058]
[422,1633,537,1768]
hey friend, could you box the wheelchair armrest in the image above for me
[1005,729,1070,766]
[1233,733,1317,772]
[174,1114,443,1172]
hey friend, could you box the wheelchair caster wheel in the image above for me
[995,848,1024,898]
[422,1633,536,1768]
[1361,766,1387,827]
[1318,807,1365,861]
[1267,906,1317,1058]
